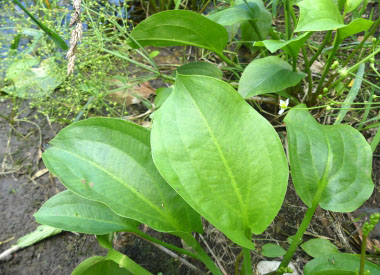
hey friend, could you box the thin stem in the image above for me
[216,51,242,69]
[308,31,332,67]
[199,0,211,13]
[243,0,264,41]
[360,234,368,275]
[242,248,252,275]
[234,250,244,275]
[148,0,158,13]
[302,48,313,96]
[284,0,292,40]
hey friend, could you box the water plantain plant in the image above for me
[34,0,380,274]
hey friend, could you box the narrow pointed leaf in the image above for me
[295,0,345,32]
[42,118,203,234]
[301,238,340,258]
[304,253,380,275]
[238,56,305,98]
[35,190,139,235]
[151,75,288,249]
[128,10,228,54]
[337,18,373,42]
[285,105,373,212]
[16,225,61,248]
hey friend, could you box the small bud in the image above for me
[323,87,328,93]
[318,94,323,99]
[331,60,339,69]
[372,37,377,43]
[326,105,332,111]
[339,69,349,78]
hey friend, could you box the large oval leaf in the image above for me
[176,62,223,79]
[295,0,345,32]
[284,105,373,212]
[238,56,305,98]
[35,190,139,235]
[128,10,228,55]
[42,118,202,234]
[337,18,373,43]
[304,253,380,275]
[151,74,289,249]
[300,238,340,258]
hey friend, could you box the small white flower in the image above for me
[278,98,289,115]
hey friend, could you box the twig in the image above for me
[67,0,83,75]
[198,234,228,275]
[0,245,20,262]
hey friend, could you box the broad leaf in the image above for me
[261,243,286,258]
[295,0,345,32]
[337,18,373,42]
[301,238,340,258]
[345,0,364,13]
[208,2,260,26]
[16,225,61,248]
[42,118,203,234]
[128,10,228,55]
[151,74,288,249]
[176,62,223,79]
[238,56,305,98]
[154,87,172,109]
[254,32,312,56]
[35,190,139,235]
[285,105,373,212]
[304,253,380,275]
[72,257,133,275]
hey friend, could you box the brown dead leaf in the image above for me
[31,168,48,180]
[106,80,155,105]
[310,60,324,74]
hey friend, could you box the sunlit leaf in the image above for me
[337,18,373,42]
[238,56,305,98]
[345,0,364,13]
[285,105,373,212]
[151,75,288,249]
[42,118,203,234]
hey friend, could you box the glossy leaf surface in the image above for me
[35,190,139,235]
[238,56,305,98]
[285,105,373,212]
[337,18,373,42]
[42,118,202,234]
[300,238,339,258]
[176,62,223,79]
[295,0,345,32]
[304,253,380,275]
[129,10,228,54]
[151,75,288,248]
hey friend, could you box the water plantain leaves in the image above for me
[304,253,380,275]
[284,105,373,212]
[295,0,345,32]
[176,62,223,79]
[344,0,364,13]
[35,190,139,235]
[337,18,373,43]
[128,10,228,55]
[72,257,133,275]
[151,74,289,249]
[42,118,203,234]
[238,56,305,98]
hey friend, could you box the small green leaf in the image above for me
[35,190,139,235]
[176,62,223,79]
[42,118,203,234]
[72,257,134,275]
[208,2,260,26]
[345,0,364,13]
[301,238,340,258]
[304,253,380,275]
[285,105,374,212]
[129,10,228,54]
[151,75,288,249]
[154,87,172,109]
[295,0,345,32]
[337,18,373,42]
[254,32,312,56]
[238,56,305,98]
[261,243,286,258]
[16,225,61,248]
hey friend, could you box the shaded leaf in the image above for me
[42,118,203,234]
[345,0,364,13]
[129,10,228,55]
[301,238,340,258]
[176,62,223,79]
[35,190,139,235]
[151,75,288,249]
[295,0,345,32]
[207,2,260,26]
[304,253,380,275]
[154,87,172,109]
[284,105,373,212]
[261,243,286,258]
[106,248,153,275]
[337,18,373,42]
[72,257,134,275]
[238,56,305,98]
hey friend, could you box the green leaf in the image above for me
[16,225,61,248]
[154,87,172,109]
[238,56,305,98]
[128,10,228,55]
[295,0,345,32]
[42,118,203,234]
[12,0,68,50]
[300,238,340,258]
[151,75,288,249]
[337,18,373,42]
[4,55,63,98]
[345,0,364,13]
[176,62,223,79]
[304,253,380,275]
[284,105,374,212]
[207,2,260,26]
[72,257,134,275]
[254,32,312,56]
[107,249,153,275]
[261,243,286,258]
[35,190,139,235]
